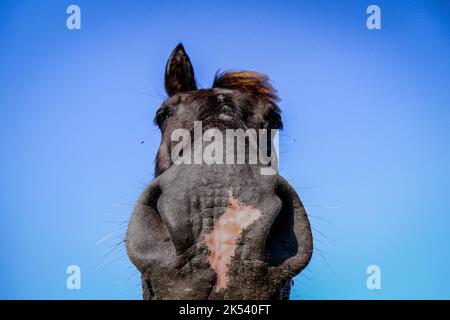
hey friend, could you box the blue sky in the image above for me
[0,0,449,299]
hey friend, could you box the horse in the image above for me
[126,44,312,299]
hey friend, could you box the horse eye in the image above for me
[155,108,173,128]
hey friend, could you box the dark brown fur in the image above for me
[155,64,282,176]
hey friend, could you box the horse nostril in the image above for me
[143,184,162,210]
[264,194,298,267]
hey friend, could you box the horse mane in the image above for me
[212,71,280,103]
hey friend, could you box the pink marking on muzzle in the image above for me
[205,190,262,291]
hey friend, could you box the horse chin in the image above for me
[126,164,312,300]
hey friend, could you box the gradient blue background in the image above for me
[0,0,449,299]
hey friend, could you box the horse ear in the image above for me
[164,43,197,97]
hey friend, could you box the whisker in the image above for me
[308,214,331,222]
[311,226,330,241]
[100,241,124,262]
[135,88,166,101]
[314,248,336,275]
[105,253,127,268]
[96,233,115,246]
